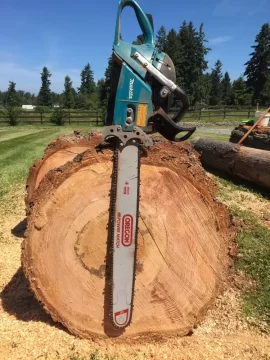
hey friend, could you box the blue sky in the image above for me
[0,0,269,94]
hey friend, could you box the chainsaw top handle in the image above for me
[114,0,154,47]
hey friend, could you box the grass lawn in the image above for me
[0,124,102,199]
[212,173,270,332]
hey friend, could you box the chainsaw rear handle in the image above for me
[114,0,154,47]
[169,86,196,141]
[172,85,190,123]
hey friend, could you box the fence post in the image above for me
[96,111,99,126]
[248,107,251,119]
[69,109,71,124]
[223,107,226,121]
[41,112,43,124]
[199,108,201,121]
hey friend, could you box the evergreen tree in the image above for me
[156,26,167,51]
[5,81,20,107]
[177,21,189,87]
[244,23,270,105]
[166,28,182,86]
[51,91,61,106]
[221,72,232,104]
[1,88,37,107]
[38,67,52,106]
[0,91,5,106]
[96,78,105,107]
[75,93,97,110]
[231,77,252,105]
[176,22,210,105]
[63,76,74,109]
[209,60,223,105]
[16,90,35,105]
[195,24,211,104]
[79,63,96,95]
[198,73,212,105]
[166,29,179,59]
[98,56,114,108]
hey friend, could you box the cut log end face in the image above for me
[25,133,98,210]
[22,140,233,340]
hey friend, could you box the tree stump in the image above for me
[25,131,99,209]
[22,136,234,340]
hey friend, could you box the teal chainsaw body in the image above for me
[105,0,196,141]
[98,0,196,329]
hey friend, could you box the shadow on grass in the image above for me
[204,164,270,201]
[0,267,67,333]
[11,218,27,238]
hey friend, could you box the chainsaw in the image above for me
[97,0,196,329]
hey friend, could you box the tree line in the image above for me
[155,22,269,106]
[99,22,270,108]
[0,22,269,112]
[0,63,100,111]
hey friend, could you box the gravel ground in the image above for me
[195,127,234,135]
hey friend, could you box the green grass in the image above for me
[233,209,270,331]
[212,172,270,331]
[0,125,103,199]
[0,128,45,142]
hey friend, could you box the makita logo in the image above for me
[129,79,134,100]
[122,215,133,247]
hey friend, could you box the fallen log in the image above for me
[22,137,235,340]
[25,131,98,210]
[230,125,270,151]
[191,137,270,190]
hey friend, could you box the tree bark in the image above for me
[192,137,270,190]
[22,137,235,340]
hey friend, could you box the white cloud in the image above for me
[208,36,232,45]
[0,62,81,94]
